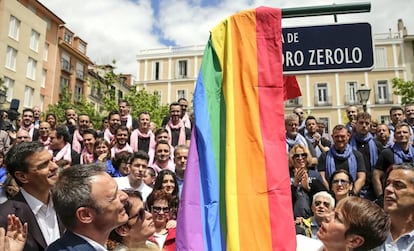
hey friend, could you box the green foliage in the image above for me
[124,88,169,126]
[46,86,100,126]
[392,77,414,105]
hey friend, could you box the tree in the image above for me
[392,77,414,105]
[46,86,100,126]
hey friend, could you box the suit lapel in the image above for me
[12,192,47,249]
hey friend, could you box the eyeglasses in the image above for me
[293,153,308,159]
[128,208,146,222]
[151,206,170,214]
[314,201,330,208]
[332,179,350,185]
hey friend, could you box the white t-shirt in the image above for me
[296,234,324,251]
[114,176,152,202]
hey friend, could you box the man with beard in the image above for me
[19,109,37,141]
[115,151,153,202]
[104,111,121,146]
[164,102,191,147]
[130,111,155,153]
[71,114,91,154]
[317,124,366,194]
[110,126,133,158]
[376,123,394,148]
[48,125,80,165]
[0,142,63,251]
[349,112,383,200]
[373,123,414,198]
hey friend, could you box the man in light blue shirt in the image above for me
[375,163,414,251]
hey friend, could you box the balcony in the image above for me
[374,95,393,105]
[76,70,85,81]
[61,59,71,73]
[314,96,332,107]
[343,95,359,105]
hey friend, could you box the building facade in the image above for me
[135,20,414,132]
[0,0,92,114]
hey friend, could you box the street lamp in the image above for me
[356,87,371,112]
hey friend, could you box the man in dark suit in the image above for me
[46,164,129,251]
[0,141,63,251]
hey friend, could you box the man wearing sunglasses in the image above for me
[46,164,129,251]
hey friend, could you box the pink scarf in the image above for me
[120,114,133,129]
[72,129,83,154]
[165,119,186,146]
[80,147,94,164]
[20,123,35,139]
[38,136,50,147]
[50,143,72,163]
[148,144,174,166]
[110,143,133,158]
[130,129,156,152]
[104,128,114,143]
[182,113,192,129]
[151,159,175,174]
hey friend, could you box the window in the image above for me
[5,46,17,70]
[61,52,71,72]
[345,81,357,104]
[375,80,391,104]
[285,97,301,107]
[26,58,37,80]
[74,84,83,102]
[30,30,40,52]
[380,115,390,124]
[177,89,187,100]
[177,60,188,78]
[24,86,34,107]
[41,69,47,88]
[118,90,123,101]
[375,47,387,68]
[76,62,84,79]
[60,76,69,94]
[153,61,161,80]
[318,117,330,134]
[63,31,72,44]
[3,77,14,102]
[78,43,86,54]
[43,43,49,61]
[315,83,329,105]
[8,16,20,40]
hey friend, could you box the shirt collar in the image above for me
[20,188,52,215]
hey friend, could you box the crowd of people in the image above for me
[0,100,412,250]
[289,105,414,250]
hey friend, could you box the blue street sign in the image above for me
[282,23,374,74]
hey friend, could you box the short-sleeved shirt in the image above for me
[317,149,366,180]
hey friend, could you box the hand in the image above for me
[83,154,92,164]
[97,153,107,162]
[166,219,177,229]
[301,172,310,191]
[0,214,28,251]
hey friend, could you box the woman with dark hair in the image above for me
[45,113,57,130]
[153,169,180,219]
[289,144,326,218]
[146,190,176,251]
[143,167,156,188]
[107,190,157,251]
[93,138,116,176]
[329,169,355,203]
[112,151,132,177]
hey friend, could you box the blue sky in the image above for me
[40,0,414,77]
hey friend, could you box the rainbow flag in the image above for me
[177,7,301,251]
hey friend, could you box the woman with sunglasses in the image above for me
[153,169,180,219]
[289,144,326,219]
[329,169,355,203]
[107,190,158,251]
[146,190,176,251]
